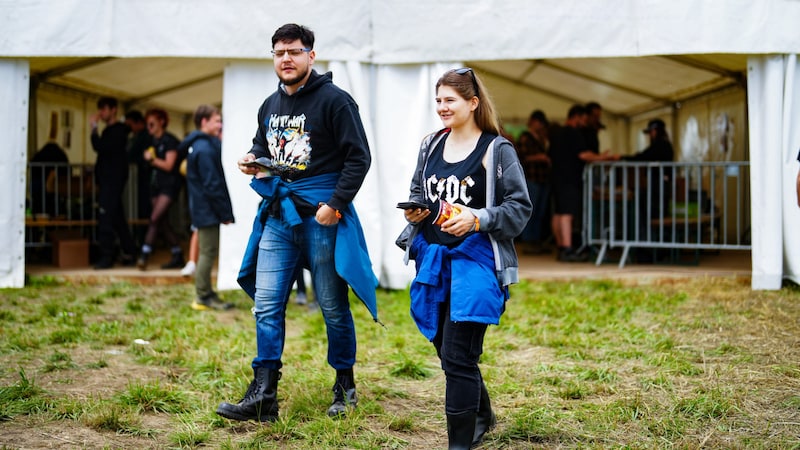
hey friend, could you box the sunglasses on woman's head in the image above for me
[453,67,479,99]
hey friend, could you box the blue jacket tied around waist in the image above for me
[410,232,506,341]
[237,172,379,321]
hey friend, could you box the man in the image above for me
[216,23,378,423]
[124,110,152,236]
[550,104,617,262]
[583,101,605,155]
[620,118,675,261]
[179,105,234,311]
[90,97,137,269]
[516,109,551,253]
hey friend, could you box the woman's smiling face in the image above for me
[436,85,477,129]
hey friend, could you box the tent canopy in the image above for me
[26,53,748,123]
[8,0,794,123]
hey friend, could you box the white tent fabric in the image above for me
[3,1,800,61]
[748,55,800,289]
[3,0,800,289]
[0,60,29,288]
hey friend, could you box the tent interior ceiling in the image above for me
[25,53,748,121]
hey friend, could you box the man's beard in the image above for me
[280,66,309,87]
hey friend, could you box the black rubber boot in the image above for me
[447,411,477,450]
[136,252,149,271]
[216,368,280,422]
[327,369,357,417]
[472,382,496,447]
[161,250,185,269]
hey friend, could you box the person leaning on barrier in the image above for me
[619,118,675,219]
[550,104,617,262]
[619,118,675,262]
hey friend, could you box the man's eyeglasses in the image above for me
[271,48,311,58]
[453,67,480,99]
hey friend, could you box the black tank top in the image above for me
[422,132,493,247]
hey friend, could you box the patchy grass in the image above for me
[0,276,799,448]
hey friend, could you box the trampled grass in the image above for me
[0,276,799,448]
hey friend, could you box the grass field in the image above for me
[1,275,799,449]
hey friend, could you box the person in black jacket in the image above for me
[620,118,675,262]
[621,118,675,223]
[180,105,234,311]
[216,23,375,424]
[90,97,137,269]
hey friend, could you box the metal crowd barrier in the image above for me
[25,162,142,248]
[583,161,751,267]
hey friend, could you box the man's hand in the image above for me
[238,154,260,176]
[316,203,340,226]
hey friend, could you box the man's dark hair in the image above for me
[585,101,602,113]
[567,104,586,118]
[529,109,548,127]
[97,96,118,109]
[125,110,144,123]
[271,23,315,49]
[193,104,220,129]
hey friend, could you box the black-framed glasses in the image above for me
[453,67,480,98]
[271,48,311,58]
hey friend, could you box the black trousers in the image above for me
[96,178,136,259]
[432,299,488,415]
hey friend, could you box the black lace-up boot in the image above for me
[216,368,280,422]
[326,368,357,417]
[160,249,185,269]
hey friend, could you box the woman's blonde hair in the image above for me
[436,68,501,135]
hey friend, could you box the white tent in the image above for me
[1,0,799,290]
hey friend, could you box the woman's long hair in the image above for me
[436,68,501,135]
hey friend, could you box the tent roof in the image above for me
[25,53,748,121]
[4,0,789,120]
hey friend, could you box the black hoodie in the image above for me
[249,70,371,212]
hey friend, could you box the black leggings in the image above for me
[432,300,488,415]
[144,194,179,249]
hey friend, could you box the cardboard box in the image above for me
[53,239,89,268]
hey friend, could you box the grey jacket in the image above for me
[399,129,532,286]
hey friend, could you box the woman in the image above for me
[399,68,532,449]
[137,108,185,270]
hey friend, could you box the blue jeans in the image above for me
[520,180,551,242]
[253,216,355,370]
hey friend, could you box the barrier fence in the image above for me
[583,161,751,267]
[26,162,143,249]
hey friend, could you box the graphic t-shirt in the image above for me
[264,113,311,179]
[421,133,492,247]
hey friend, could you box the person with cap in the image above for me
[516,109,552,254]
[623,118,674,163]
[619,118,675,261]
